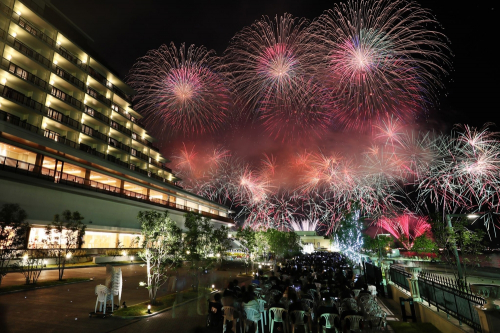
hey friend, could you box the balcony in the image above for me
[131,148,149,162]
[12,13,57,48]
[87,86,111,107]
[111,103,141,126]
[56,45,87,71]
[2,58,51,92]
[2,31,52,69]
[82,123,108,142]
[0,2,12,17]
[0,83,45,113]
[50,86,83,110]
[46,108,80,130]
[84,105,110,125]
[53,65,85,91]
[108,137,131,154]
[110,119,132,136]
[0,110,181,190]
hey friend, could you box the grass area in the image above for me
[389,322,441,333]
[113,288,210,317]
[0,278,90,293]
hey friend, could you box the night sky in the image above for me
[52,0,497,130]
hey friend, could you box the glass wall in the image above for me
[0,143,37,163]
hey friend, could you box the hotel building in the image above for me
[0,0,232,249]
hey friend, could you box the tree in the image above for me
[236,227,256,273]
[254,229,269,259]
[0,204,29,285]
[265,229,301,261]
[212,226,230,267]
[138,210,182,305]
[362,235,393,256]
[184,212,214,266]
[334,204,364,263]
[44,210,87,281]
[411,234,438,256]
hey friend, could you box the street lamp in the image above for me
[445,213,482,282]
[376,233,391,266]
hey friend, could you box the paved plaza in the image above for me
[0,263,249,333]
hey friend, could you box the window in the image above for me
[8,64,28,80]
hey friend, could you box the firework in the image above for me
[307,0,450,131]
[129,42,231,134]
[375,214,431,250]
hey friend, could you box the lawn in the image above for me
[0,278,91,293]
[389,322,442,333]
[113,288,210,317]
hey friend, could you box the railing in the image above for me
[0,110,39,133]
[108,137,130,154]
[19,0,45,16]
[79,143,105,159]
[110,119,132,136]
[0,2,11,17]
[82,123,107,142]
[111,103,139,125]
[84,105,110,124]
[46,108,80,130]
[390,266,485,332]
[0,84,45,113]
[0,154,232,223]
[53,65,85,91]
[5,33,52,68]
[50,86,83,110]
[86,86,111,106]
[56,45,87,71]
[12,13,56,48]
[87,66,131,103]
[4,59,51,91]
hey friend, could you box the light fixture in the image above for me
[46,101,51,106]
[82,59,86,64]
[23,254,28,260]
[16,11,21,16]
[12,32,16,38]
[81,118,84,123]
[53,60,58,64]
[186,250,190,255]
[50,80,54,85]
[66,252,72,259]
[57,41,61,45]
[42,123,47,128]
[1,78,6,84]
[467,214,480,219]
[122,250,127,256]
[130,256,134,262]
[6,55,11,61]
[78,138,81,143]
[212,284,215,289]
[83,100,87,104]
[147,304,151,314]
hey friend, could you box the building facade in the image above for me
[0,0,232,249]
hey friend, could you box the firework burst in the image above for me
[129,42,231,134]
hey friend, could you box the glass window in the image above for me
[89,170,120,188]
[124,181,148,195]
[0,143,37,164]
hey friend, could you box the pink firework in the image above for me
[224,14,330,140]
[129,42,232,135]
[307,0,451,131]
[375,214,431,250]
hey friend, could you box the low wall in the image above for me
[93,256,133,264]
[388,283,471,333]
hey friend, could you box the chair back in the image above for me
[290,310,307,325]
[269,307,286,322]
[308,289,317,299]
[257,299,266,313]
[302,298,314,311]
[320,313,339,329]
[95,284,109,302]
[352,289,361,298]
[222,306,236,320]
[245,307,261,322]
[345,315,363,330]
[359,294,371,304]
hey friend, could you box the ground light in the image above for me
[147,304,151,314]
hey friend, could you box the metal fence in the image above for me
[390,265,485,332]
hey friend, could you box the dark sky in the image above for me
[51,0,497,129]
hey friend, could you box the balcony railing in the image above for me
[87,66,131,103]
[84,105,110,125]
[0,2,11,16]
[82,123,108,142]
[0,110,181,190]
[46,108,80,130]
[50,86,83,110]
[56,45,87,71]
[18,0,45,16]
[86,86,111,106]
[108,137,131,154]
[110,119,132,136]
[53,65,85,91]
[12,13,57,48]
[0,84,45,113]
[2,58,51,92]
[0,155,231,221]
[4,33,52,68]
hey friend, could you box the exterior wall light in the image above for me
[1,78,6,84]
[50,80,54,85]
[46,101,51,106]
[6,55,11,60]
[12,33,16,38]
[57,41,61,45]
[53,60,58,64]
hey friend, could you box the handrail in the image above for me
[2,58,51,92]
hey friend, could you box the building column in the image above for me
[147,188,150,200]
[34,153,44,174]
[84,169,91,185]
[405,267,422,302]
[120,180,124,194]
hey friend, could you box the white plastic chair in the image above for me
[290,310,310,333]
[352,289,361,298]
[108,267,122,311]
[244,307,262,333]
[223,306,240,333]
[94,285,110,314]
[344,315,363,332]
[318,313,340,333]
[269,307,288,333]
[257,298,267,331]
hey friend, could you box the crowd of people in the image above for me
[208,252,386,332]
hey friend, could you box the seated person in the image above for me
[288,292,308,324]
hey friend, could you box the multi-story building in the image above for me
[0,0,232,249]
